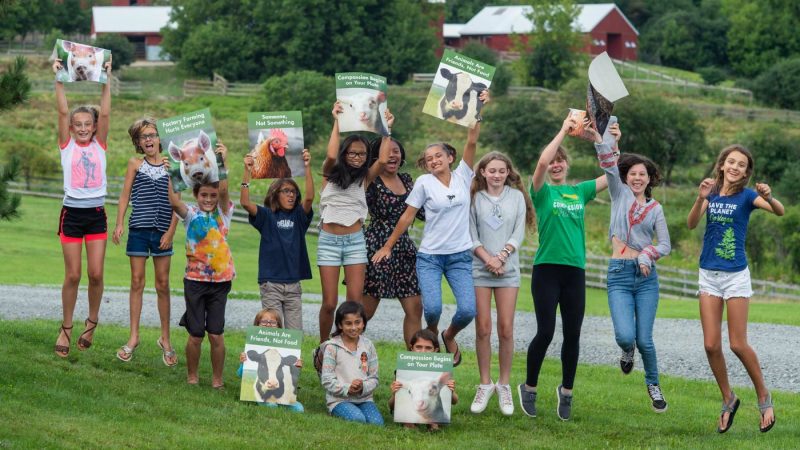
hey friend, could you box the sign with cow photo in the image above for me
[393,351,454,425]
[157,108,226,192]
[240,326,303,406]
[247,111,304,179]
[422,49,495,128]
[334,72,390,136]
[51,39,112,84]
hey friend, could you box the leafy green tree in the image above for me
[0,157,21,221]
[256,71,333,149]
[750,58,800,110]
[739,123,800,202]
[518,0,583,90]
[94,34,136,71]
[0,56,30,111]
[4,141,59,190]
[459,42,511,96]
[484,96,560,171]
[697,66,727,85]
[614,95,706,184]
[724,0,800,77]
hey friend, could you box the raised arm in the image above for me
[168,178,188,219]
[592,117,619,196]
[532,116,574,193]
[53,59,70,146]
[302,149,314,214]
[687,178,713,229]
[112,157,139,244]
[754,183,785,216]
[240,155,257,216]
[95,57,112,145]
[365,109,394,186]
[322,102,342,178]
[462,90,489,167]
[371,205,419,263]
[217,141,230,216]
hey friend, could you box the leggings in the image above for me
[526,264,585,390]
[331,401,384,425]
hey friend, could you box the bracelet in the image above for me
[496,253,507,263]
[500,248,512,257]
[240,182,250,188]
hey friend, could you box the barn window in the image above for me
[494,8,507,15]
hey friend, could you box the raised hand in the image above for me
[755,182,772,200]
[698,178,715,199]
[332,101,344,120]
[302,149,311,167]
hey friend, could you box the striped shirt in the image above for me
[319,180,367,226]
[129,159,173,232]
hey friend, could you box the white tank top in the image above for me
[60,137,107,205]
[319,180,367,226]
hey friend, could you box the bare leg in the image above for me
[343,263,366,303]
[474,287,493,385]
[699,294,732,429]
[153,255,175,364]
[58,242,83,352]
[398,295,422,349]
[726,298,774,429]
[185,335,203,384]
[362,294,380,320]
[124,256,147,351]
[208,333,225,388]
[319,265,341,342]
[84,239,106,329]
[494,287,518,385]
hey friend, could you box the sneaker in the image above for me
[470,382,495,414]
[556,385,573,421]
[647,384,668,413]
[517,384,537,417]
[496,383,515,416]
[620,347,635,375]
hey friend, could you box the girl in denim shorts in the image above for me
[687,145,784,434]
[112,118,179,366]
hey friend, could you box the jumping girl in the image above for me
[594,119,671,412]
[372,90,489,368]
[241,149,314,331]
[52,56,112,358]
[519,114,608,421]
[112,118,179,366]
[362,136,424,348]
[687,144,783,433]
[316,103,393,343]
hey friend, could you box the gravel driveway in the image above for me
[3,285,798,393]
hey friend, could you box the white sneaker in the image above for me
[470,382,495,414]
[496,383,515,416]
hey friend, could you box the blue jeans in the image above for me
[607,259,660,385]
[416,250,476,332]
[331,401,384,425]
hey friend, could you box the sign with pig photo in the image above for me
[240,326,303,406]
[393,352,454,425]
[247,111,304,179]
[422,49,495,128]
[334,72,389,136]
[51,39,112,84]
[157,108,226,192]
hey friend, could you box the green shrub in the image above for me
[751,58,800,110]
[94,34,136,71]
[485,96,560,171]
[697,66,727,85]
[0,57,31,111]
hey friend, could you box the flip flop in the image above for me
[54,324,73,358]
[77,318,97,351]
[117,344,137,362]
[717,391,740,433]
[440,331,462,367]
[157,338,178,367]
[759,392,775,433]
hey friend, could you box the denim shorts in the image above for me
[317,229,367,266]
[698,267,753,300]
[126,227,173,257]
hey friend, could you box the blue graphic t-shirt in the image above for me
[699,188,758,272]
[249,205,313,283]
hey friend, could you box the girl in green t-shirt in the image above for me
[518,115,607,421]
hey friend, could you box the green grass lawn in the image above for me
[1,320,797,448]
[3,196,800,327]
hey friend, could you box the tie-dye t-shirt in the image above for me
[182,202,235,282]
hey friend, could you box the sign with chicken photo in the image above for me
[247,111,305,179]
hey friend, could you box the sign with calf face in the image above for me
[240,326,303,406]
[334,72,390,136]
[422,49,495,129]
[393,351,454,425]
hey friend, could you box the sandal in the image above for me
[157,338,178,367]
[758,392,775,433]
[77,317,98,351]
[54,324,73,358]
[313,343,327,379]
[117,344,137,362]
[717,390,740,434]
[441,331,462,367]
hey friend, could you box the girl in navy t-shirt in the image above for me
[241,150,314,331]
[687,144,784,434]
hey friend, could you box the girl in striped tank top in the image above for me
[112,118,179,366]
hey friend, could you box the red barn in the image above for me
[448,3,639,61]
[91,5,172,61]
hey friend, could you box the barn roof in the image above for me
[92,6,173,34]
[443,24,466,38]
[458,4,638,36]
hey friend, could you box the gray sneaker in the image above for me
[556,385,573,421]
[517,384,537,417]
